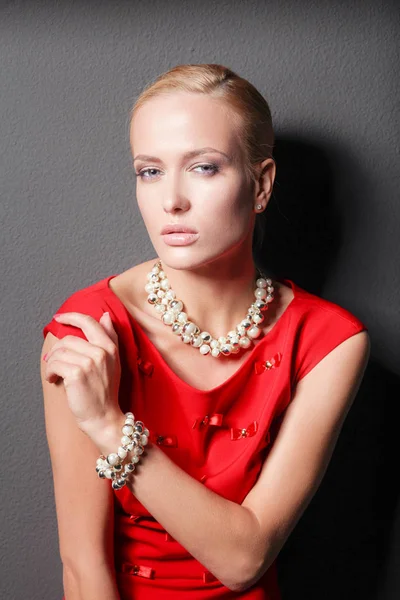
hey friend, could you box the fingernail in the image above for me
[43,353,48,361]
[53,313,61,319]
[103,311,109,318]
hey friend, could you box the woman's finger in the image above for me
[99,312,119,347]
[44,333,117,364]
[44,358,110,423]
[45,357,82,384]
[53,312,119,349]
[44,347,97,382]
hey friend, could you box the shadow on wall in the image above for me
[256,137,400,600]
[254,136,341,292]
[277,360,400,600]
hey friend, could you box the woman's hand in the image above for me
[43,311,123,440]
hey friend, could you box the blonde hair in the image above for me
[129,63,275,252]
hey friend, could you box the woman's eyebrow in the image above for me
[133,147,232,163]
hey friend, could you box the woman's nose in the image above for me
[163,199,190,213]
[162,180,191,213]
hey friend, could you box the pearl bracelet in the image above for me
[95,412,150,490]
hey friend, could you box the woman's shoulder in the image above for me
[41,274,113,340]
[41,261,155,341]
[289,278,367,331]
[107,260,154,308]
[286,278,369,384]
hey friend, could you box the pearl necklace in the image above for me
[145,260,275,358]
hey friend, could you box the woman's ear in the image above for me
[254,158,276,205]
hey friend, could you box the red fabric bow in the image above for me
[254,352,282,375]
[129,514,141,523]
[203,570,218,583]
[149,432,178,447]
[137,357,154,376]
[121,562,155,578]
[192,413,224,430]
[231,421,258,440]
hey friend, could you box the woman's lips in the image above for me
[162,232,200,246]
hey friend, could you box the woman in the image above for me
[40,64,370,599]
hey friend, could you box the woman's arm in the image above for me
[63,564,121,600]
[93,330,370,593]
[40,332,121,600]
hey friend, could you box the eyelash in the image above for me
[135,163,220,180]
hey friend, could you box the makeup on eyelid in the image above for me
[136,163,221,180]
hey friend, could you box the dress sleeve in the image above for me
[293,304,368,385]
[42,290,107,341]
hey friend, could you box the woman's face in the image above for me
[130,92,257,271]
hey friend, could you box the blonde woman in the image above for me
[40,64,370,599]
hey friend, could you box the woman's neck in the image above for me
[157,254,264,339]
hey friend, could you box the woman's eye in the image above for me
[136,168,161,180]
[193,163,220,175]
[136,163,220,181]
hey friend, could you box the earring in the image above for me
[255,204,263,211]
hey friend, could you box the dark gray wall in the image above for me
[1,1,399,599]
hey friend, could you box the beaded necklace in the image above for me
[145,260,275,358]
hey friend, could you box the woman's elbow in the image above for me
[219,550,266,593]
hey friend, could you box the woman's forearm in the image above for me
[127,441,263,590]
[94,414,265,592]
[63,564,121,600]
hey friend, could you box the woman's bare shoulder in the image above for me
[109,258,157,308]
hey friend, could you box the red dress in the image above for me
[42,274,368,599]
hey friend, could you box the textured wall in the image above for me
[1,1,399,598]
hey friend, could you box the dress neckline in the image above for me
[104,274,299,395]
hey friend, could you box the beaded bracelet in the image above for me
[95,412,150,490]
